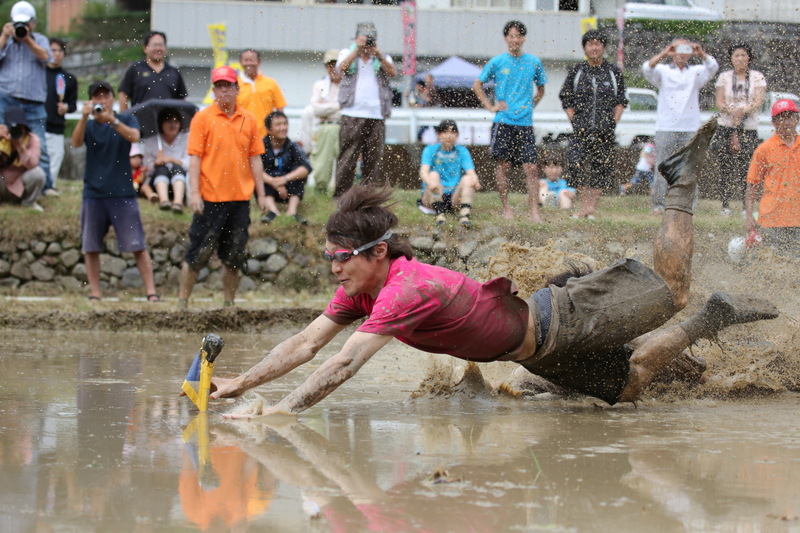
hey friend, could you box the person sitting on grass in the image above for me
[260,111,312,225]
[130,142,157,203]
[418,119,480,228]
[538,155,576,209]
[142,107,189,213]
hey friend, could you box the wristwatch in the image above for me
[112,118,120,128]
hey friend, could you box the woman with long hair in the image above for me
[711,43,766,216]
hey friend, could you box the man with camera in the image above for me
[0,1,51,194]
[332,22,396,198]
[0,105,45,211]
[643,38,718,215]
[71,81,159,302]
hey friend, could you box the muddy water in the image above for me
[1,329,799,533]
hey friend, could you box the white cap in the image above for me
[727,236,746,263]
[129,142,144,158]
[11,1,35,23]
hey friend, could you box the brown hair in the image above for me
[325,185,414,260]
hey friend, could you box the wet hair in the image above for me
[50,37,67,53]
[240,48,261,61]
[503,20,527,37]
[265,110,287,131]
[582,29,607,48]
[728,42,753,62]
[157,108,182,132]
[545,263,593,288]
[325,185,414,260]
[143,31,167,47]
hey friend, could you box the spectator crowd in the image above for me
[1,2,797,303]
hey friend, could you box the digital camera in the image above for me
[93,104,104,114]
[675,44,693,54]
[365,36,375,47]
[9,124,24,139]
[13,22,28,39]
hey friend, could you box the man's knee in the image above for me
[24,167,46,186]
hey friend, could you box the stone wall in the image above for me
[0,228,510,296]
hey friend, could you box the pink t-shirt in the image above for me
[324,257,529,361]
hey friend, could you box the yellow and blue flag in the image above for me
[182,334,225,412]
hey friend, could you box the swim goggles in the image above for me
[323,230,393,263]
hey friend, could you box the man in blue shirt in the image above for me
[473,20,547,223]
[418,120,480,228]
[0,1,52,193]
[71,81,158,302]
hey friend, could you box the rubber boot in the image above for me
[660,117,718,214]
[679,291,779,343]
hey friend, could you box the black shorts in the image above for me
[184,200,250,270]
[519,258,676,404]
[566,130,616,190]
[264,178,307,202]
[489,123,538,165]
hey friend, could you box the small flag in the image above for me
[182,334,225,412]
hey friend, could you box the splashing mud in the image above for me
[416,241,800,403]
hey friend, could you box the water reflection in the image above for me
[0,330,798,532]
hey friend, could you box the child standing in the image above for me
[620,142,655,195]
[418,120,481,228]
[538,156,576,209]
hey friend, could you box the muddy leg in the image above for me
[619,325,691,402]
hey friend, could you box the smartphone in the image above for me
[676,44,693,54]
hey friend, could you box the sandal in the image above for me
[292,214,309,225]
[460,214,472,228]
[260,211,278,224]
[148,195,159,203]
[160,202,171,211]
[147,294,161,302]
[88,295,101,301]
[171,203,184,214]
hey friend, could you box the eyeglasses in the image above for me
[323,230,393,263]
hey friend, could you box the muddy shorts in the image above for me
[489,123,538,165]
[519,258,676,404]
[184,200,250,271]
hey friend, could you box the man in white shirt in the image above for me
[309,49,343,194]
[333,22,396,198]
[643,38,717,214]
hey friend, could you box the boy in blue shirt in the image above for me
[538,155,576,209]
[473,20,547,223]
[418,120,480,228]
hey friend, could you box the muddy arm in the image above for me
[229,331,393,416]
[210,314,346,399]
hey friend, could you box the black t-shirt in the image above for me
[45,66,78,134]
[118,60,188,107]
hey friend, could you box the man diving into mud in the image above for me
[208,118,778,416]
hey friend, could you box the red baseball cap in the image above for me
[211,65,238,84]
[771,99,799,118]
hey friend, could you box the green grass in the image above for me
[0,179,748,245]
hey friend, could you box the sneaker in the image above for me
[260,211,278,224]
[720,208,732,217]
[618,185,627,196]
[292,214,309,225]
[25,202,44,212]
[460,214,472,228]
[417,198,436,216]
[43,188,61,197]
[435,214,446,226]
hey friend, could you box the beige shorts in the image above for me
[519,258,676,404]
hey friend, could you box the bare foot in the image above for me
[503,208,514,219]
[530,213,543,224]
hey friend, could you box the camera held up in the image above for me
[93,104,104,114]
[13,21,28,39]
